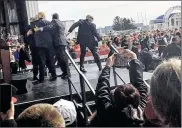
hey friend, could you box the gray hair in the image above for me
[150,58,181,127]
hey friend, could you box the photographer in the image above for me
[95,50,148,127]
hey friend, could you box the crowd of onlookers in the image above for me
[0,28,181,127]
[0,49,181,127]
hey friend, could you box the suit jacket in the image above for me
[33,18,53,48]
[43,19,67,46]
[68,19,102,46]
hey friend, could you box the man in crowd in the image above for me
[37,13,71,79]
[30,12,57,82]
[163,37,181,59]
[67,15,102,73]
[157,32,167,57]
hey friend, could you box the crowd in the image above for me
[0,49,181,127]
[0,11,181,127]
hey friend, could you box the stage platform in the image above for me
[13,62,152,106]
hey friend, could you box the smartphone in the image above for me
[113,54,129,68]
[0,84,12,113]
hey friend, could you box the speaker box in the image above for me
[11,79,33,95]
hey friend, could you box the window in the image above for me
[176,21,178,26]
[171,18,174,26]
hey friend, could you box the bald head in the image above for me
[86,15,94,22]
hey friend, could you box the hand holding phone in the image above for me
[113,53,129,68]
[121,49,137,60]
[0,102,14,120]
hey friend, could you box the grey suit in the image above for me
[43,19,70,77]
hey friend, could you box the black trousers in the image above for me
[31,49,39,77]
[80,43,101,69]
[55,46,70,76]
[37,47,56,81]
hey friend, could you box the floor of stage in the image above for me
[13,62,153,105]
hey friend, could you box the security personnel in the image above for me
[67,15,102,73]
[33,12,57,82]
[39,13,71,79]
[25,17,39,81]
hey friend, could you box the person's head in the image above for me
[17,104,65,127]
[52,13,59,20]
[17,46,21,52]
[37,12,46,19]
[86,15,94,23]
[113,84,140,109]
[150,58,181,127]
[160,33,164,36]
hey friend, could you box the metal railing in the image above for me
[65,48,95,126]
[109,44,127,86]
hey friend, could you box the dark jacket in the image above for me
[163,42,181,59]
[24,23,37,52]
[68,19,102,45]
[96,59,148,127]
[43,19,67,46]
[33,18,53,48]
[19,48,31,69]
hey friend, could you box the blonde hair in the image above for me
[17,104,65,127]
[37,12,46,19]
[150,58,181,127]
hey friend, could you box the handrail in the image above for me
[65,49,95,95]
[65,48,95,126]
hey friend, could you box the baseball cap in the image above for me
[53,99,77,126]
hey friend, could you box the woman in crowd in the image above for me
[95,50,148,127]
[150,58,181,127]
[17,104,65,127]
[148,34,155,49]
[0,103,65,127]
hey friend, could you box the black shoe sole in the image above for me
[80,69,87,73]
[49,77,57,81]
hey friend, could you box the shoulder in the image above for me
[91,23,96,28]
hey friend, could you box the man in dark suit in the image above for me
[32,12,57,82]
[25,17,39,81]
[38,13,71,79]
[67,15,102,73]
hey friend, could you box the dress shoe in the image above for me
[33,76,39,81]
[61,75,71,80]
[80,67,87,73]
[57,73,65,77]
[38,79,44,83]
[49,76,57,81]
